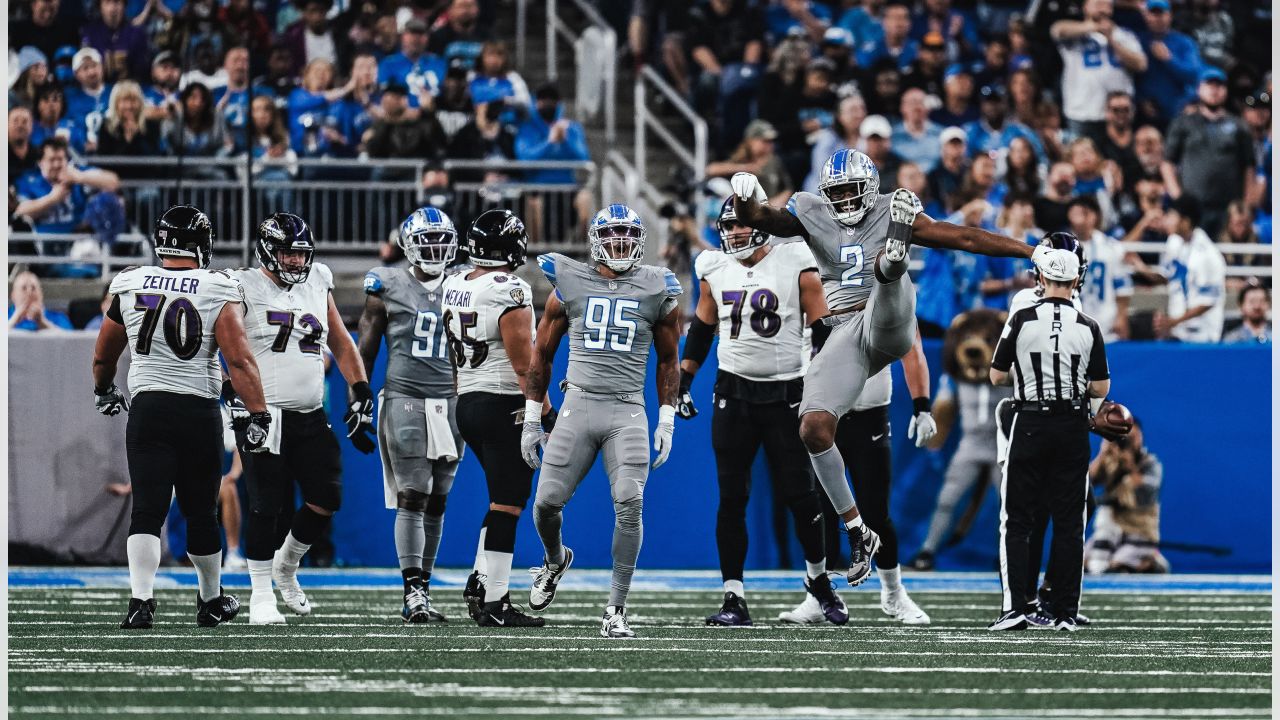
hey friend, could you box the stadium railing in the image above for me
[535,0,618,145]
[8,232,152,274]
[635,65,709,185]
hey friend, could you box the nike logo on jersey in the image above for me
[871,433,885,442]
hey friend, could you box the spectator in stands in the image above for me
[915,196,995,336]
[1242,92,1271,169]
[1222,285,1271,344]
[435,59,476,141]
[956,151,998,207]
[8,269,72,331]
[218,0,272,58]
[11,47,50,111]
[246,95,298,182]
[12,0,80,63]
[779,59,838,183]
[1051,0,1147,143]
[910,0,980,61]
[901,31,948,100]
[896,161,936,218]
[1006,68,1046,129]
[363,80,447,179]
[758,30,811,145]
[81,0,149,83]
[14,137,121,235]
[1217,200,1268,276]
[1097,92,1141,189]
[973,35,1012,90]
[1162,67,1255,237]
[213,47,255,151]
[326,53,381,158]
[994,136,1043,204]
[929,64,978,127]
[836,0,885,51]
[856,2,916,70]
[1155,195,1226,342]
[803,93,866,193]
[1035,161,1077,233]
[1032,99,1069,164]
[706,119,790,204]
[283,0,351,78]
[31,84,88,156]
[515,83,590,183]
[449,100,517,183]
[83,284,113,330]
[428,0,491,69]
[1133,124,1165,179]
[255,43,299,99]
[965,85,1044,163]
[998,194,1042,247]
[379,18,448,106]
[1185,0,1234,72]
[687,0,766,149]
[1135,0,1201,126]
[1085,420,1169,574]
[96,81,163,164]
[143,52,181,121]
[859,114,903,188]
[181,39,229,91]
[927,126,967,214]
[162,83,233,173]
[892,87,943,171]
[287,59,357,158]
[1070,137,1121,225]
[1117,176,1169,270]
[469,41,530,113]
[368,14,401,61]
[1069,193,1133,340]
[65,49,113,146]
[867,65,904,118]
[817,27,863,91]
[168,0,234,72]
[764,0,831,44]
[10,107,38,184]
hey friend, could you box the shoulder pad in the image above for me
[693,249,725,281]
[313,262,334,290]
[536,253,559,286]
[779,240,818,268]
[661,268,683,298]
[364,268,386,295]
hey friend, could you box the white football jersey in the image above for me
[1162,227,1226,343]
[1079,231,1134,342]
[695,243,819,382]
[108,265,244,399]
[441,269,534,395]
[232,263,334,411]
[1009,287,1084,316]
[1057,28,1143,122]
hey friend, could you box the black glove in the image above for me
[345,381,376,454]
[541,405,559,434]
[94,384,129,416]
[675,370,697,420]
[241,411,272,453]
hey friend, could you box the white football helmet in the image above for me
[818,148,880,226]
[398,206,458,276]
[588,203,646,273]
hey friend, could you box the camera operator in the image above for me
[1085,417,1168,574]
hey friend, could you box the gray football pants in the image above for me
[533,391,649,609]
[920,439,999,554]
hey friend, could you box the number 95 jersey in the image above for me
[108,266,245,399]
[441,269,535,395]
[695,242,817,382]
[232,263,333,411]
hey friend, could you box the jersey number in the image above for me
[840,245,865,287]
[445,310,489,369]
[266,311,324,354]
[134,293,202,360]
[583,297,639,351]
[411,310,449,359]
[721,289,781,339]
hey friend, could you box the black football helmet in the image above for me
[1036,231,1087,291]
[466,209,528,268]
[717,196,768,259]
[153,205,214,268]
[256,212,315,285]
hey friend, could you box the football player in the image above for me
[441,208,551,628]
[226,212,375,625]
[359,207,464,623]
[730,149,1048,587]
[523,204,683,639]
[677,197,846,626]
[92,204,270,629]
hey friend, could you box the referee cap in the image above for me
[1038,248,1081,282]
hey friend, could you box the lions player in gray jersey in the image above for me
[521,204,683,639]
[731,148,1051,587]
[358,207,464,624]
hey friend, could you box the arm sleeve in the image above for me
[1087,321,1110,380]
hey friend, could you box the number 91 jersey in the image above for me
[695,242,817,382]
[364,266,455,399]
[108,265,245,399]
[441,269,535,395]
[232,263,333,411]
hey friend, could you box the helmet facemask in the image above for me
[820,177,877,226]
[401,228,457,276]
[718,215,766,260]
[589,222,645,273]
[271,246,314,285]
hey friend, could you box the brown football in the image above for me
[1103,402,1134,433]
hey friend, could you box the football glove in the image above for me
[888,188,921,243]
[94,384,129,416]
[541,405,559,434]
[907,397,936,448]
[520,400,546,469]
[730,172,767,203]
[652,405,676,469]
[241,411,272,453]
[675,370,697,420]
[345,381,376,454]
[222,380,251,431]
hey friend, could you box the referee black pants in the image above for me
[999,410,1091,618]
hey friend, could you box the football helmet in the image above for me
[717,196,768,259]
[588,203,645,273]
[153,205,214,268]
[399,206,458,276]
[818,148,880,226]
[466,209,529,268]
[256,212,315,285]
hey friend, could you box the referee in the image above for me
[987,241,1111,632]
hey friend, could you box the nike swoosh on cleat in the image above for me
[128,612,138,624]
[493,617,505,626]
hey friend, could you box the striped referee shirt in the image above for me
[991,298,1109,402]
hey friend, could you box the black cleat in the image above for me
[120,598,157,629]
[907,551,936,571]
[422,581,447,622]
[705,592,753,626]
[463,571,487,622]
[476,595,546,628]
[805,575,850,625]
[402,586,429,624]
[196,588,241,627]
[987,609,1028,631]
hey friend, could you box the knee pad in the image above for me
[397,489,429,512]
[425,493,447,517]
[483,509,518,551]
[304,479,342,514]
[613,496,644,534]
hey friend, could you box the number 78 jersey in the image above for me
[785,190,894,312]
[232,264,333,411]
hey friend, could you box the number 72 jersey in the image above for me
[232,263,333,411]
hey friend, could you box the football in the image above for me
[1103,402,1135,433]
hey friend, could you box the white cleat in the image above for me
[778,594,825,624]
[529,546,574,612]
[248,592,287,625]
[601,606,636,639]
[272,549,312,616]
[222,548,247,571]
[881,587,931,625]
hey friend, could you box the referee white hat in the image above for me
[1037,248,1081,282]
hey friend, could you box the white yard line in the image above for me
[14,647,1270,659]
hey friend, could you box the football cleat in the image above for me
[272,549,312,615]
[222,547,247,571]
[1055,617,1080,632]
[601,606,636,639]
[476,595,546,628]
[846,524,882,587]
[881,587,930,625]
[402,586,429,624]
[1025,604,1055,628]
[705,592,753,626]
[120,597,157,630]
[805,575,850,625]
[778,593,824,624]
[422,582,447,622]
[987,610,1028,631]
[248,592,287,625]
[906,551,935,571]
[529,546,574,612]
[196,588,241,627]
[463,571,487,622]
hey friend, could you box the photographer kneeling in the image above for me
[1085,418,1168,574]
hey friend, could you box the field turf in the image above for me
[7,569,1272,719]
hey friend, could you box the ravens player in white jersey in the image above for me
[731,149,1050,587]
[523,204,683,639]
[226,213,375,625]
[677,197,847,626]
[93,205,271,629]
[359,207,464,623]
[441,209,551,628]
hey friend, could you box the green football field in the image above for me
[7,570,1272,719]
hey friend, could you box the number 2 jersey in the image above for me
[538,253,682,395]
[784,190,896,312]
[231,263,333,412]
[108,265,244,399]
[364,266,456,399]
[441,269,535,396]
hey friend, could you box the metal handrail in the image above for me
[636,66,709,184]
[543,0,618,145]
[88,155,596,173]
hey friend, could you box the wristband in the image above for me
[525,399,544,424]
[1089,397,1104,416]
[351,381,373,403]
[912,397,931,416]
[659,405,676,424]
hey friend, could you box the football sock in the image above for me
[723,579,745,598]
[126,534,161,601]
[609,496,643,609]
[482,511,518,604]
[401,567,422,594]
[533,502,566,567]
[279,532,311,568]
[188,551,223,603]
[845,515,865,531]
[879,565,902,593]
[472,524,488,575]
[422,509,444,578]
[877,249,909,281]
[394,508,425,573]
[808,446,857,516]
[247,559,273,600]
[806,560,827,580]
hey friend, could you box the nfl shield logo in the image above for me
[404,402,412,412]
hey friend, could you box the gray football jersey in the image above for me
[785,190,894,311]
[937,375,1013,450]
[364,266,455,399]
[538,253,682,395]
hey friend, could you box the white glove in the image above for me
[908,411,937,448]
[730,172,767,203]
[520,400,546,469]
[890,187,923,225]
[651,405,676,469]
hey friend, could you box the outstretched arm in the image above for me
[733,196,809,240]
[912,212,1034,259]
[525,292,569,403]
